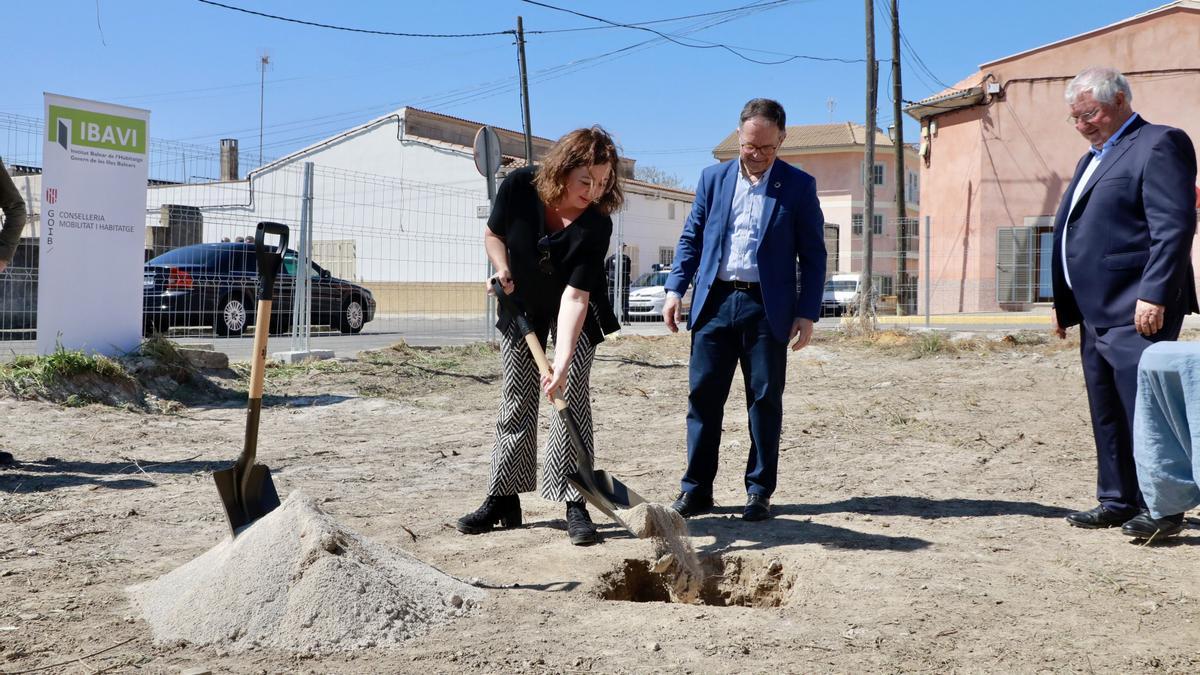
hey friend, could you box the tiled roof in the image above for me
[403,107,556,146]
[713,122,894,154]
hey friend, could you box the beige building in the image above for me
[905,0,1200,313]
[715,123,920,302]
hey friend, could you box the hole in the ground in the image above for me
[596,554,793,607]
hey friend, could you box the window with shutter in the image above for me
[996,227,1035,304]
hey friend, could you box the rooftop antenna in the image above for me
[826,97,836,123]
[258,49,272,168]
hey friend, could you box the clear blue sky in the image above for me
[3,0,1169,183]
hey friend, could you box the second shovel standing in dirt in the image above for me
[213,221,290,536]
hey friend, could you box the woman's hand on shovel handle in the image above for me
[541,367,566,403]
[487,269,514,296]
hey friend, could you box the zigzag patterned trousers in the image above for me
[487,322,596,503]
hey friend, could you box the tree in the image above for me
[634,165,687,190]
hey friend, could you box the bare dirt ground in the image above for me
[1,329,1199,674]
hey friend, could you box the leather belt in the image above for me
[715,278,760,292]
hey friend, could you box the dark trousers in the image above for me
[1080,317,1182,513]
[681,283,788,499]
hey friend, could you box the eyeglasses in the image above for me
[739,141,779,155]
[1067,108,1102,125]
[536,236,554,275]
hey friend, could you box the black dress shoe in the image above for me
[456,494,522,534]
[566,501,600,546]
[1121,511,1184,539]
[670,491,714,518]
[1065,505,1136,529]
[743,494,771,521]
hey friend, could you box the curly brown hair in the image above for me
[533,125,624,215]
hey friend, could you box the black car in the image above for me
[143,242,376,336]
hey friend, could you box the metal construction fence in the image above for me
[143,161,493,349]
[1,107,497,356]
[1,110,1066,360]
[1,164,496,356]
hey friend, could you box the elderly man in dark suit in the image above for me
[1051,67,1198,537]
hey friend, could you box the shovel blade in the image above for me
[591,470,645,509]
[566,468,644,522]
[213,463,281,535]
[566,472,622,525]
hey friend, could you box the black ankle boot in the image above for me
[566,501,599,546]
[456,494,522,535]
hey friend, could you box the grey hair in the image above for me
[1065,67,1132,105]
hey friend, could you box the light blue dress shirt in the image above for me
[718,160,775,283]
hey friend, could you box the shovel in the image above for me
[213,221,289,535]
[490,281,645,533]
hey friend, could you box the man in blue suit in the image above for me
[663,98,826,521]
[1051,67,1198,535]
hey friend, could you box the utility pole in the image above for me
[891,0,910,314]
[258,50,271,168]
[516,17,534,164]
[859,0,878,322]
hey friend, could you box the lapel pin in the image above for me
[773,181,781,188]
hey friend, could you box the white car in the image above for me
[821,273,879,316]
[626,269,692,322]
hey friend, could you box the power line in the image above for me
[520,0,865,65]
[190,7,765,151]
[196,0,515,38]
[899,31,955,90]
[875,2,957,92]
[196,0,793,40]
[532,0,794,34]
[179,1,825,160]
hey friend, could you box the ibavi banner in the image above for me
[38,93,149,355]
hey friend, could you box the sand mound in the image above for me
[128,491,485,653]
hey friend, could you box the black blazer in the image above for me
[1052,116,1199,329]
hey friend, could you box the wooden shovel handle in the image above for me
[247,299,272,400]
[523,333,569,412]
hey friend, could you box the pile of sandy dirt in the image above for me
[622,502,704,603]
[128,492,486,653]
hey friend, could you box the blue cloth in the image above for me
[681,283,787,499]
[1134,341,1200,519]
[665,158,826,343]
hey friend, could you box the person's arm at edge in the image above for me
[0,159,28,273]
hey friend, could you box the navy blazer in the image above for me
[1051,116,1199,329]
[666,158,826,343]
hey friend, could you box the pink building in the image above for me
[905,0,1200,313]
[714,123,920,301]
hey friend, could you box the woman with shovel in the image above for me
[457,126,623,546]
